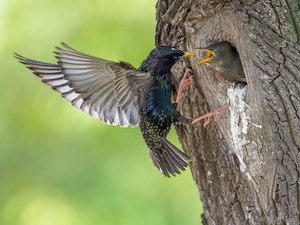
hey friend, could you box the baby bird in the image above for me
[197,41,246,82]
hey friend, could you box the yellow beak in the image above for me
[182,52,196,58]
[197,49,215,64]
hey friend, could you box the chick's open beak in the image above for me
[182,52,196,58]
[197,49,215,64]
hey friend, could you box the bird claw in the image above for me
[203,117,212,128]
[182,76,193,86]
[176,68,194,105]
[192,104,230,126]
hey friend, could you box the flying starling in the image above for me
[197,41,246,82]
[15,43,196,177]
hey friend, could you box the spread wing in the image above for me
[15,43,152,127]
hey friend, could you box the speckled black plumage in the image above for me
[138,46,192,177]
[15,44,192,177]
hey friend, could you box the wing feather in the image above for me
[15,43,152,127]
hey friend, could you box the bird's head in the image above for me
[196,41,233,66]
[139,46,195,75]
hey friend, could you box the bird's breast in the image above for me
[142,83,174,128]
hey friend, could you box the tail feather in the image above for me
[163,151,181,174]
[163,147,185,171]
[162,140,188,171]
[149,137,190,177]
[161,155,176,176]
[149,152,171,177]
[161,138,190,162]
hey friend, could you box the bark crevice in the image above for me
[156,0,300,224]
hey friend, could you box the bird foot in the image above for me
[192,104,230,127]
[176,68,193,105]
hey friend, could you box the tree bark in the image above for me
[155,0,300,224]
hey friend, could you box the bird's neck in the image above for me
[138,59,172,80]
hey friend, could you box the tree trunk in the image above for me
[155,0,300,224]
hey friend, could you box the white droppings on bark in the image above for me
[227,85,250,173]
[251,122,262,129]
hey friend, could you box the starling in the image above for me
[15,43,196,177]
[197,41,246,82]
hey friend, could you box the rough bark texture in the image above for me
[155,1,300,224]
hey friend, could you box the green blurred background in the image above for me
[0,0,202,224]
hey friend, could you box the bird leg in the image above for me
[176,68,193,105]
[192,104,230,127]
